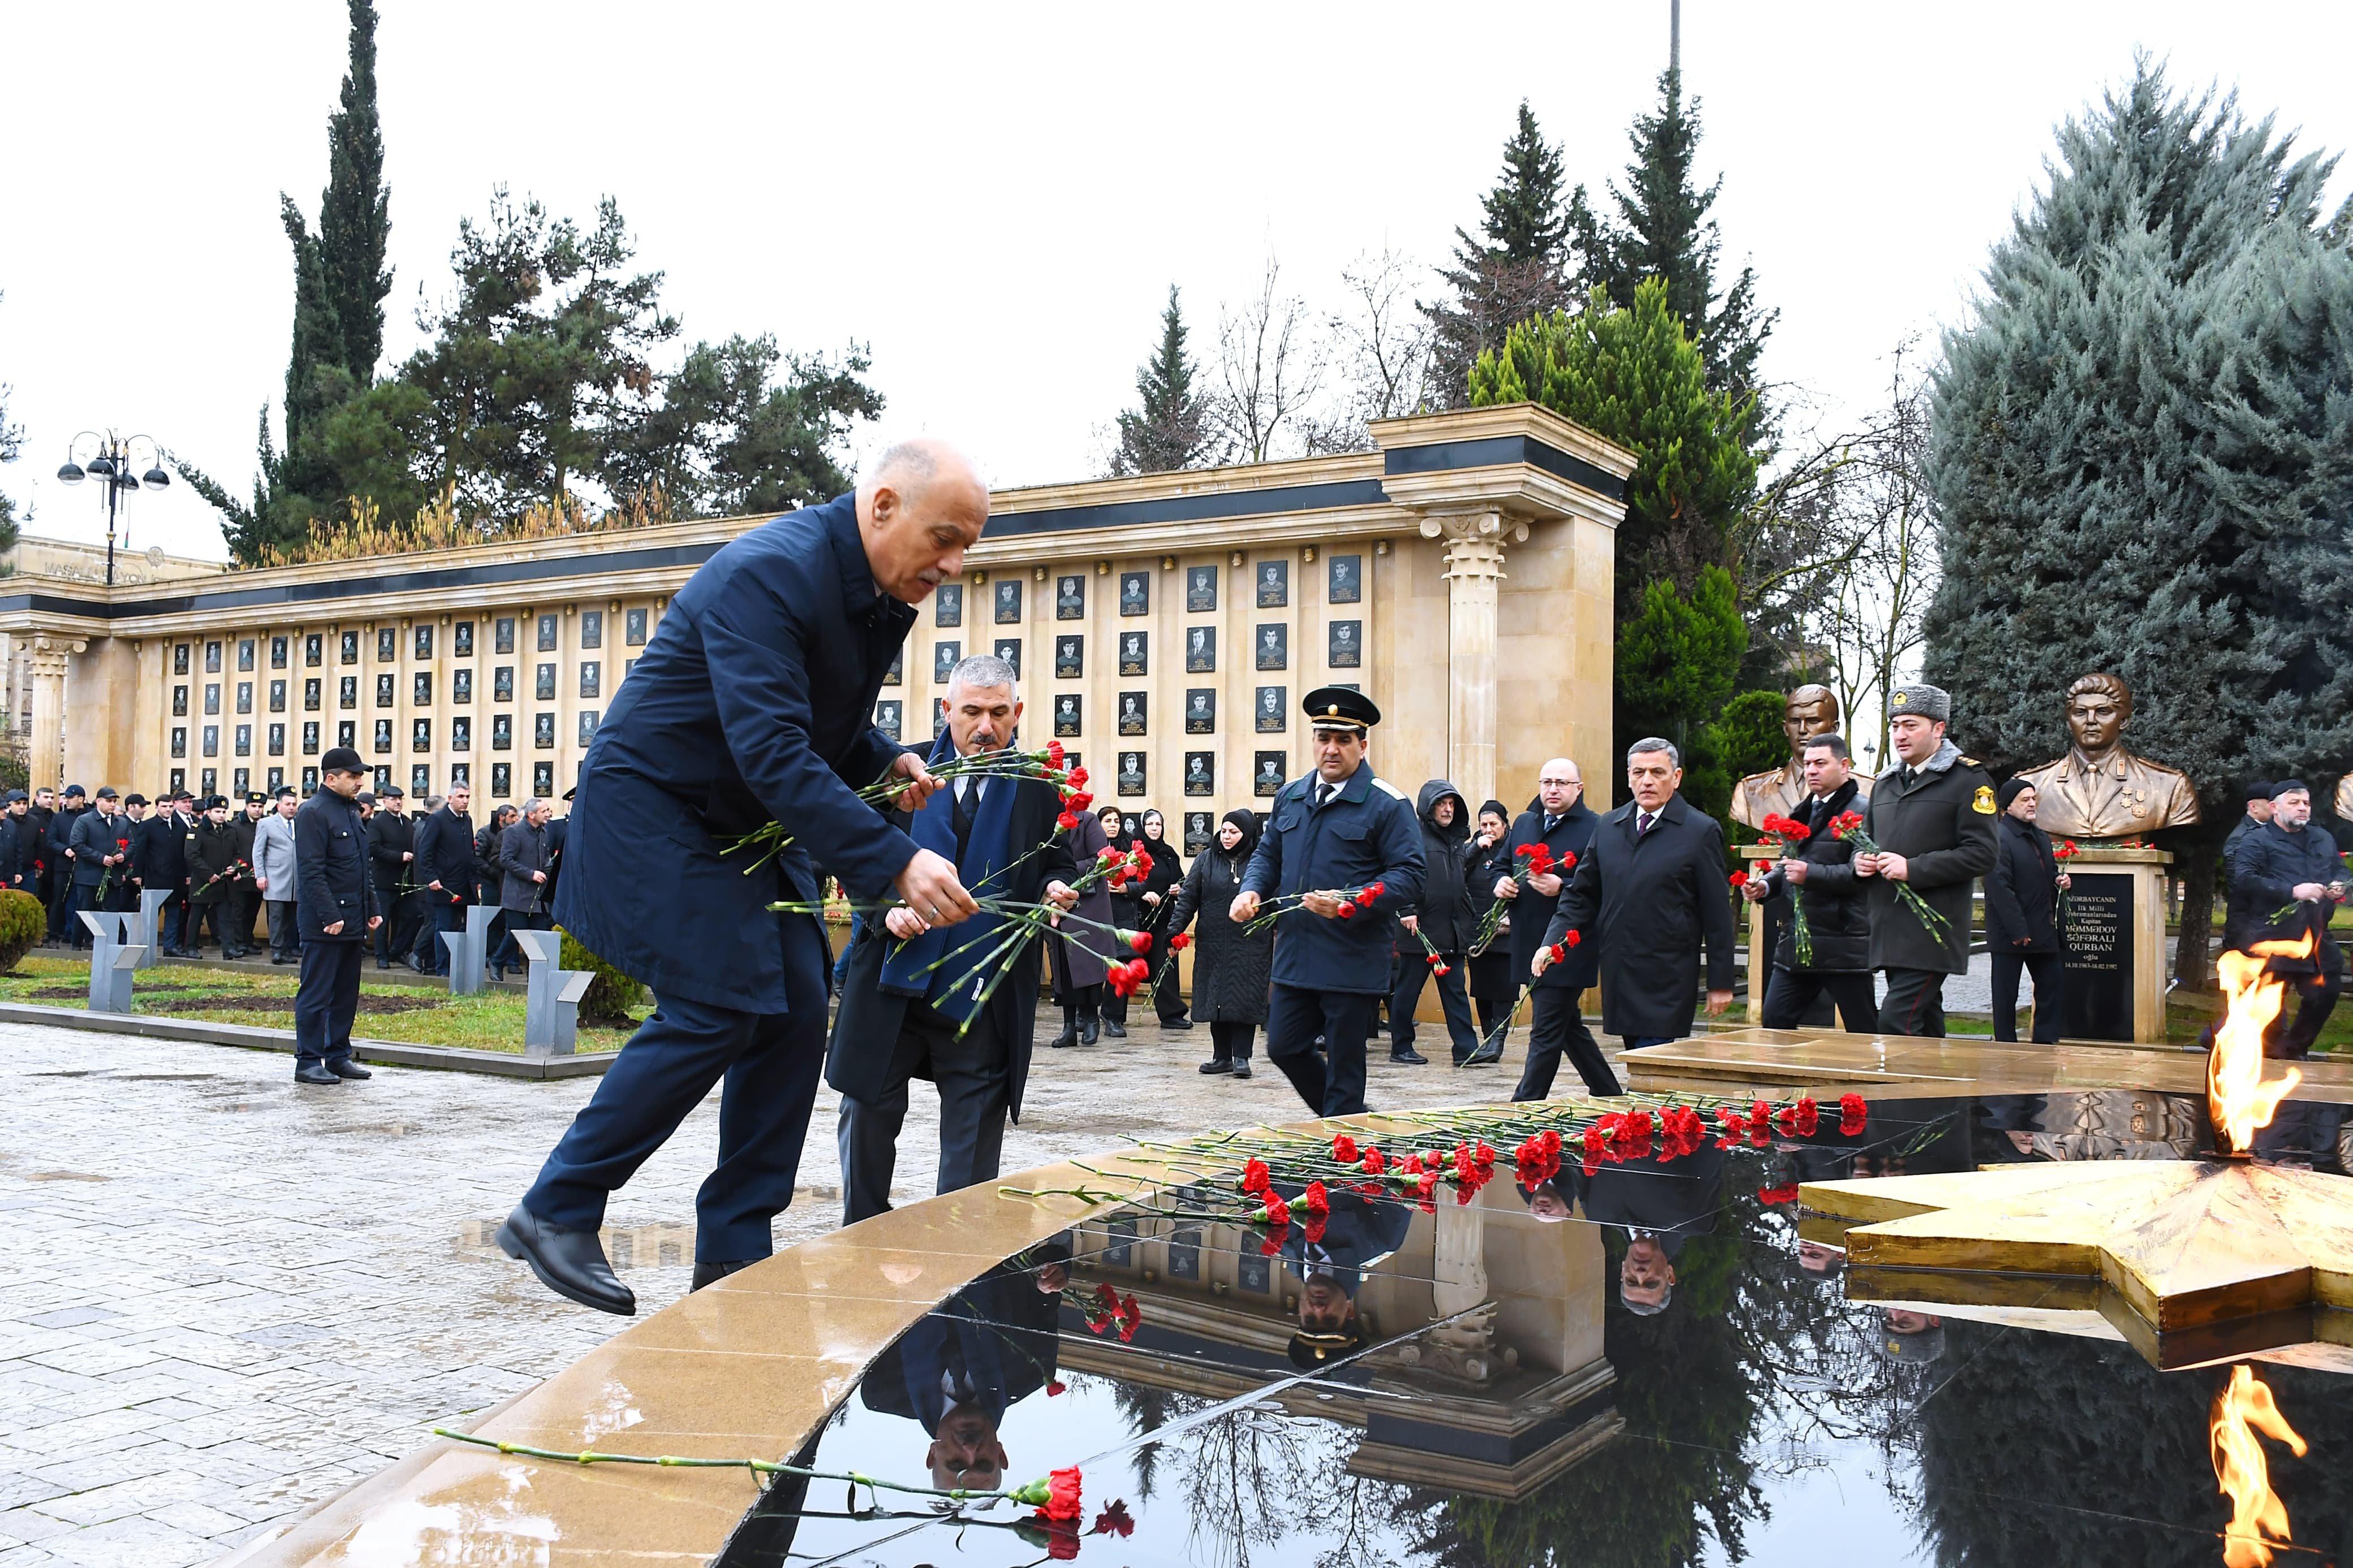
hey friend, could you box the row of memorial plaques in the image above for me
[169,612,655,678]
[931,556,1364,628]
[910,624,1359,684]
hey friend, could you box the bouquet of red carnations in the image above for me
[1242,880,1384,935]
[728,741,1091,872]
[1756,811,1815,965]
[1828,810,1951,944]
[1468,841,1575,956]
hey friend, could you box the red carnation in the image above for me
[1046,741,1065,766]
[1300,1181,1330,1215]
[1728,870,1748,889]
[1044,1466,1083,1521]
[1169,931,1192,951]
[1332,1134,1359,1163]
[1361,1146,1386,1175]
[1839,1092,1868,1137]
[1127,930,1152,953]
[1067,791,1094,812]
[1056,810,1081,830]
[1241,1157,1270,1194]
[1068,767,1089,787]
[1757,1184,1800,1206]
[1259,1193,1291,1230]
[1792,1096,1820,1137]
[1337,904,1354,918]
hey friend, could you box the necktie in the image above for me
[1636,811,1656,840]
[1543,814,1559,835]
[953,777,978,860]
[1315,781,1339,810]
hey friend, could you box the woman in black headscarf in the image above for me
[1465,798,1520,1061]
[1135,809,1188,1029]
[1161,807,1273,1077]
[1096,806,1138,1037]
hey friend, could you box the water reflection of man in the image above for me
[860,1242,1071,1490]
[1518,1141,1727,1316]
[1880,1307,1945,1364]
[1282,1187,1412,1367]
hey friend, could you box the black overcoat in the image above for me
[1541,793,1738,1041]
[1858,741,1997,974]
[1984,814,2061,953]
[293,790,376,942]
[1240,762,1425,995]
[1464,830,1519,1004]
[1163,844,1273,1023]
[2231,820,2347,977]
[1757,779,1869,973]
[551,494,917,1014]
[413,807,476,908]
[1049,810,1115,996]
[1500,801,1600,991]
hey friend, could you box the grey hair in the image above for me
[1622,1284,1673,1316]
[947,653,1019,699]
[1802,732,1851,761]
[1627,736,1680,767]
[522,797,548,817]
[872,439,939,494]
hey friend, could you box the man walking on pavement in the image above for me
[1498,759,1604,1090]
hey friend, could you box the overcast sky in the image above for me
[3,2,2349,564]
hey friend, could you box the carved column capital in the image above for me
[27,636,85,680]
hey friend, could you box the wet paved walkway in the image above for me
[0,1016,1511,1566]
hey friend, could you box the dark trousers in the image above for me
[188,899,231,954]
[63,883,95,948]
[837,1003,1010,1225]
[294,938,364,1067]
[1879,967,1949,1038]
[46,872,74,940]
[1389,951,1481,1063]
[523,913,829,1264]
[1209,1020,1257,1062]
[225,888,258,954]
[159,891,187,953]
[1512,986,1619,1099]
[429,899,468,975]
[1762,967,1880,1034]
[2268,967,2343,1060]
[1264,983,1374,1117]
[374,887,414,963]
[492,908,551,973]
[266,900,299,958]
[1989,950,2064,1043]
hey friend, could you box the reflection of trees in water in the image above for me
[1126,1395,1404,1568]
[1910,1326,2353,1568]
[1109,1380,1184,1502]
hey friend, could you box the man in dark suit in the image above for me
[1494,758,1603,1092]
[136,791,194,955]
[413,784,476,976]
[365,785,418,969]
[1852,684,1998,1037]
[0,791,25,896]
[505,439,989,1315]
[831,654,1078,1225]
[1281,1186,1413,1368]
[1535,738,1737,1080]
[1232,687,1425,1118]
[292,748,381,1085]
[1742,733,1875,1032]
[48,785,90,945]
[67,788,133,945]
[2230,779,2347,1059]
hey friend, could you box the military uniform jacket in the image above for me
[551,493,917,1014]
[2231,821,2346,975]
[1541,793,1737,1040]
[187,820,242,905]
[1241,762,1425,995]
[294,792,377,942]
[227,814,260,892]
[1859,740,1997,974]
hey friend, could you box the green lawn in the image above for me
[0,956,633,1055]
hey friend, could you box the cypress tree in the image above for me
[1110,286,1217,475]
[1923,61,2353,988]
[1570,70,1776,432]
[1424,103,1577,408]
[317,0,391,381]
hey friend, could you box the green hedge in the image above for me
[0,889,43,973]
[558,927,646,1023]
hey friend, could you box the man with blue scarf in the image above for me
[831,653,1078,1224]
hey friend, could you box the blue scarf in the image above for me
[878,738,1022,1023]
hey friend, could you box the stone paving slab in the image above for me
[1,1013,1524,1563]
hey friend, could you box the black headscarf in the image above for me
[1219,807,1261,862]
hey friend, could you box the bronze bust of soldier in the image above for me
[2011,672,2200,840]
[1731,685,1872,830]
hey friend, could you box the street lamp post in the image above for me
[56,430,170,586]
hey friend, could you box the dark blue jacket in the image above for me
[552,495,917,1013]
[1240,761,1425,995]
[2231,819,2346,974]
[294,789,376,943]
[68,809,131,888]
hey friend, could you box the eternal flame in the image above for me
[1729,684,1873,830]
[2011,672,2201,840]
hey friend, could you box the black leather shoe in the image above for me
[1231,1061,1252,1079]
[1199,1058,1232,1074]
[490,966,506,983]
[1079,1018,1100,1046]
[294,1064,340,1085]
[406,956,429,974]
[1048,1028,1077,1049]
[495,1205,635,1316]
[1102,1020,1127,1039]
[329,1060,372,1080]
[1461,1044,1503,1068]
[271,953,292,965]
[376,960,393,970]
[1391,1048,1430,1065]
[691,1258,757,1291]
[1160,1017,1192,1030]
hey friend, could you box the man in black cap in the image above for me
[186,796,242,956]
[292,748,380,1083]
[1280,1185,1412,1368]
[2229,780,2347,1059]
[66,788,130,944]
[1230,685,1425,1117]
[24,787,55,927]
[1852,683,1997,1037]
[46,785,89,944]
[223,793,267,958]
[0,791,27,896]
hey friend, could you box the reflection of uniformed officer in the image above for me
[1280,1186,1412,1367]
[1231,687,1425,1117]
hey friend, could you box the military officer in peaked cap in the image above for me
[1854,683,1997,1037]
[1230,686,1424,1118]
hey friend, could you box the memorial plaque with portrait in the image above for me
[1184,811,1212,854]
[453,669,472,704]
[412,719,432,753]
[1184,751,1214,796]
[454,621,475,657]
[377,628,397,663]
[1186,688,1216,733]
[1119,630,1148,676]
[1256,623,1287,671]
[373,719,393,754]
[1053,694,1081,737]
[533,712,555,749]
[993,638,1021,676]
[1256,559,1288,607]
[1329,619,1362,667]
[881,647,903,686]
[933,642,960,683]
[624,607,648,646]
[1184,625,1216,673]
[1255,751,1286,797]
[1328,553,1362,603]
[1054,635,1082,679]
[874,701,902,741]
[934,584,963,627]
[271,636,289,669]
[1056,575,1085,619]
[341,630,360,664]
[1119,571,1149,616]
[1187,564,1217,612]
[994,580,1023,624]
[1255,685,1286,732]
[1118,751,1145,797]
[932,698,948,735]
[1117,692,1147,735]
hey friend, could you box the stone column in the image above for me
[25,636,82,793]
[1421,512,1508,810]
